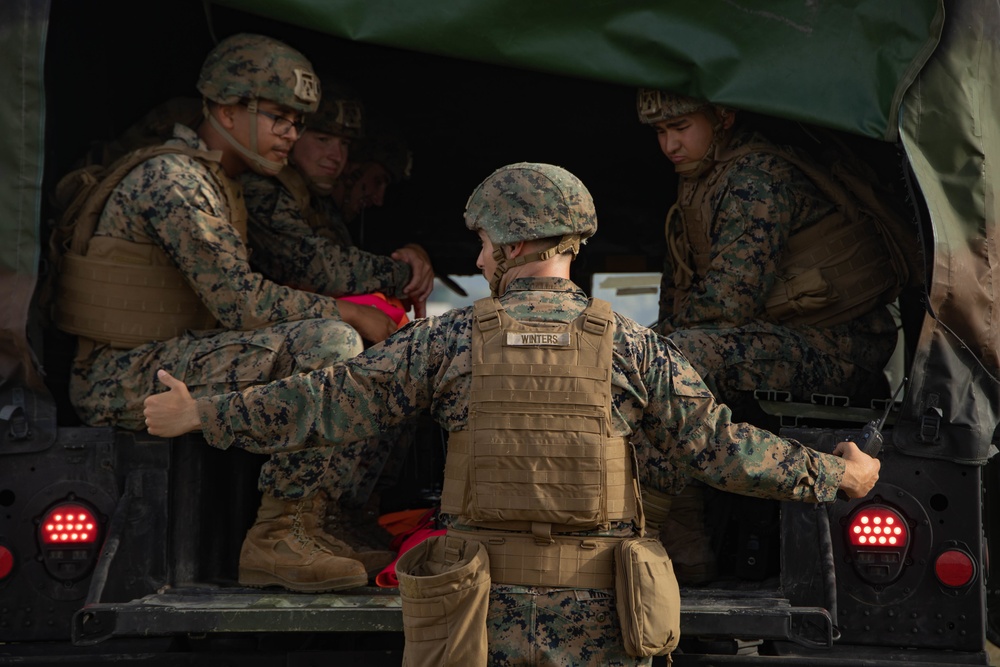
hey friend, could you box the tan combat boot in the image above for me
[307,493,395,577]
[239,493,369,592]
[644,484,717,585]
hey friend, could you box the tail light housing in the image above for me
[37,500,102,581]
[845,503,910,584]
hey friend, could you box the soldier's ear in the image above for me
[506,241,526,259]
[720,109,737,130]
[212,103,239,130]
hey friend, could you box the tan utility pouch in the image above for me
[615,537,681,658]
[396,535,491,667]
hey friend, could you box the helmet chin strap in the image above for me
[204,99,285,175]
[488,234,582,297]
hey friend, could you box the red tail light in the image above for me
[847,506,909,549]
[37,500,102,581]
[845,503,910,584]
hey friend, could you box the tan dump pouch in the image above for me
[54,251,216,348]
[396,535,490,667]
[447,527,619,589]
[615,537,681,659]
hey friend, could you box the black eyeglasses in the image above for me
[254,108,306,137]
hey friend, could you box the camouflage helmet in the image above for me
[636,88,708,124]
[308,80,365,139]
[464,162,597,245]
[351,132,413,183]
[197,34,320,113]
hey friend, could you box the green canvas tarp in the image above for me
[5,0,998,460]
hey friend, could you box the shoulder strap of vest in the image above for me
[472,296,503,332]
[66,143,225,255]
[581,297,613,336]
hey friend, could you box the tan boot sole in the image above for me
[238,568,368,593]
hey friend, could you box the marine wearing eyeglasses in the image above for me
[57,33,391,593]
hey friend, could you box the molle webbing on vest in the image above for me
[440,297,634,532]
[447,527,618,589]
[54,243,217,349]
[52,144,247,348]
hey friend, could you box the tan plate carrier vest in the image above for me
[52,144,248,349]
[667,141,904,328]
[441,297,639,589]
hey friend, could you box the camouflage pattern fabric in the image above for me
[194,275,848,660]
[465,163,598,245]
[197,33,319,112]
[240,169,411,296]
[487,586,645,666]
[656,128,897,404]
[69,124,369,500]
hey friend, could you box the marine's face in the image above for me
[292,130,350,187]
[476,229,499,279]
[344,162,391,219]
[233,100,303,170]
[651,110,717,167]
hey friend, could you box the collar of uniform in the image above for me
[168,122,208,151]
[501,276,584,295]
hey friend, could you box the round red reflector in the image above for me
[934,549,975,588]
[0,546,13,579]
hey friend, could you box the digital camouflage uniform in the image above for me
[240,172,411,296]
[240,99,415,508]
[656,127,898,406]
[68,124,365,501]
[192,275,846,665]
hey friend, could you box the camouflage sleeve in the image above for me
[114,154,344,329]
[196,310,472,453]
[243,174,412,297]
[635,331,844,502]
[665,154,795,329]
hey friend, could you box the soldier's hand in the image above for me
[834,440,881,499]
[338,298,398,343]
[143,369,201,437]
[391,243,434,318]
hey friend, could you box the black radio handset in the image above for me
[857,378,906,458]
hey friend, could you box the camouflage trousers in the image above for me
[69,318,367,499]
[666,320,896,407]
[487,585,649,666]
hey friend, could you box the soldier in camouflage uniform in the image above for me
[59,34,397,592]
[635,89,899,582]
[239,81,431,564]
[143,162,880,666]
[328,127,413,227]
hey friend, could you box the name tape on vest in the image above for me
[506,332,571,347]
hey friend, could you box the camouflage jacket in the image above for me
[198,276,846,503]
[90,124,344,330]
[657,128,892,338]
[241,169,411,297]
